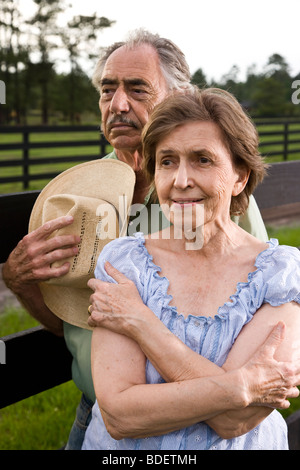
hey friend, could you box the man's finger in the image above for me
[33,215,75,241]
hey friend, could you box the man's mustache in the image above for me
[107,116,139,130]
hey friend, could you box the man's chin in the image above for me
[110,135,141,152]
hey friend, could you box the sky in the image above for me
[18,0,300,82]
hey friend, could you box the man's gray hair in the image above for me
[92,29,193,93]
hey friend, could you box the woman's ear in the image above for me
[232,166,250,196]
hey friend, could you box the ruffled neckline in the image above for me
[133,232,279,324]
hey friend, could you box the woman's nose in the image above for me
[174,163,194,189]
[110,88,130,114]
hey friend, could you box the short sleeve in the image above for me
[250,241,300,308]
[94,234,148,302]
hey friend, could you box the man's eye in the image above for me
[132,88,147,96]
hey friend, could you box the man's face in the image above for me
[99,44,169,153]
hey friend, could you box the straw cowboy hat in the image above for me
[29,159,135,330]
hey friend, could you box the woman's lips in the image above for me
[171,199,204,206]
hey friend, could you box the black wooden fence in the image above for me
[257,119,300,161]
[0,125,109,189]
[0,120,300,190]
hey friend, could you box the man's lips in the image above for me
[110,122,132,128]
[108,118,139,132]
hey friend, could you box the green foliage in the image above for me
[192,53,300,118]
[0,0,114,125]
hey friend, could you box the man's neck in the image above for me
[115,148,143,172]
[115,148,150,204]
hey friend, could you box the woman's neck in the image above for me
[156,217,247,257]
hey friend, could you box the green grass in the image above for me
[0,306,81,450]
[266,224,300,248]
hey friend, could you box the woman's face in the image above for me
[154,121,248,232]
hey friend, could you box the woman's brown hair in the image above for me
[142,87,267,216]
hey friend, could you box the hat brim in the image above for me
[29,159,135,330]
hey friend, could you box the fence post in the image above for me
[23,129,29,189]
[283,122,288,161]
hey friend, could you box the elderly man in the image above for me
[2,30,267,449]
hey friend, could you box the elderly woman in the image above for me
[82,88,300,450]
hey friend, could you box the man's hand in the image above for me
[2,215,80,296]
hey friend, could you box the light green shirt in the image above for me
[64,150,268,401]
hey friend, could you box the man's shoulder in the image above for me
[102,150,118,160]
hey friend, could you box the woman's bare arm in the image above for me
[88,264,300,438]
[91,319,298,440]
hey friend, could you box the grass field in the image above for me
[0,307,81,450]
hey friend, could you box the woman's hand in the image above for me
[87,262,152,334]
[239,322,300,410]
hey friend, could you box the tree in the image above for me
[0,0,30,123]
[191,68,208,89]
[61,13,115,123]
[26,0,66,124]
[251,77,288,117]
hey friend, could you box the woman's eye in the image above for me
[161,159,173,166]
[198,156,211,165]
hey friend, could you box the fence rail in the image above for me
[0,125,109,189]
[255,119,300,161]
[0,121,300,190]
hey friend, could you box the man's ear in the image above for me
[232,166,250,196]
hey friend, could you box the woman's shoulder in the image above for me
[253,239,300,306]
[256,239,300,270]
[94,232,148,281]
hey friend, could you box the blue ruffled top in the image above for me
[83,234,300,450]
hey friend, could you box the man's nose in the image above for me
[174,162,194,189]
[110,88,130,114]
